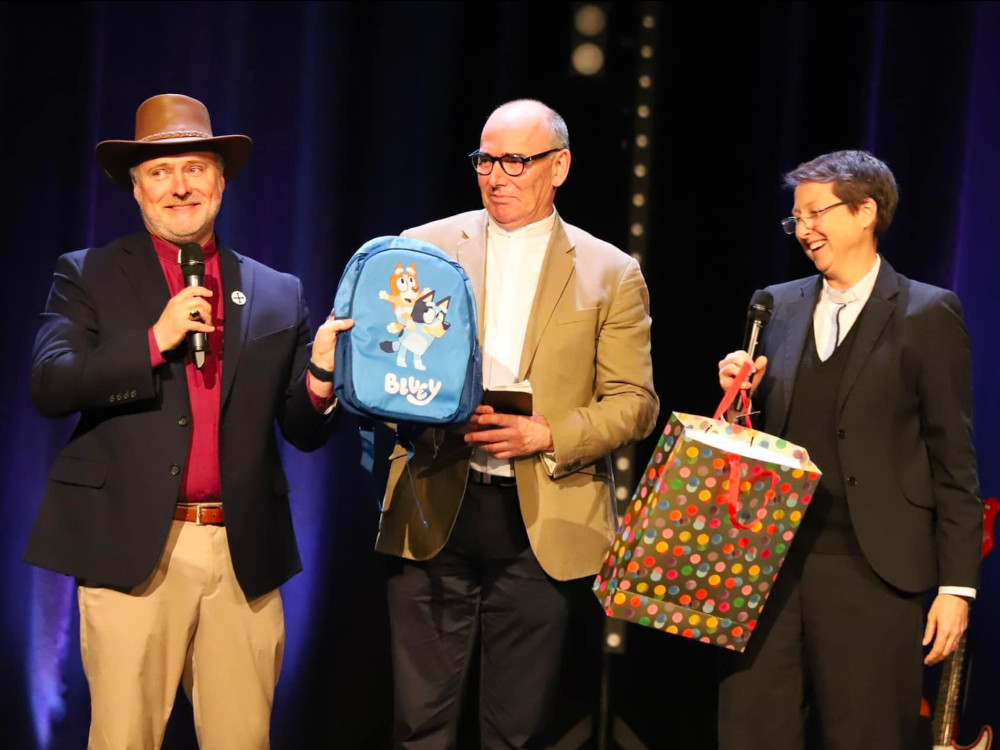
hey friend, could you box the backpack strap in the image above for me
[359,419,429,529]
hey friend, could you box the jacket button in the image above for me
[169,464,181,476]
[837,428,846,439]
[847,476,858,487]
[178,415,189,426]
[130,389,138,398]
[108,395,115,403]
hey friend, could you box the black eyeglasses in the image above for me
[468,148,562,177]
[781,201,848,235]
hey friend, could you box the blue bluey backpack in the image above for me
[333,235,483,428]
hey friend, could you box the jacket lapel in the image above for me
[116,233,172,326]
[772,278,819,435]
[219,244,253,410]
[518,216,574,380]
[454,213,487,341]
[836,259,898,414]
[116,233,189,397]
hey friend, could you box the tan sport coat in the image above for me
[375,210,658,581]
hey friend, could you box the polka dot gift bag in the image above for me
[593,368,822,652]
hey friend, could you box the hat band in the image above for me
[140,130,213,143]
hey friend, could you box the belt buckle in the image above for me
[470,469,515,487]
[195,505,207,525]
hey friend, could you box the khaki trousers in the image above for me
[79,519,284,750]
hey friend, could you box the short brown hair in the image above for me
[784,150,899,240]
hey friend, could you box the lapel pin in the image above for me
[231,291,247,306]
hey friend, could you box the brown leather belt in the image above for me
[174,504,225,525]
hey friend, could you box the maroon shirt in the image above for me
[148,234,225,502]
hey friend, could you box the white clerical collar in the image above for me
[486,211,557,240]
[823,254,881,305]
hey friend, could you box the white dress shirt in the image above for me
[470,212,555,477]
[813,255,880,361]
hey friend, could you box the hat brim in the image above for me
[95,134,253,190]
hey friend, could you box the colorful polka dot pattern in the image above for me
[593,412,822,652]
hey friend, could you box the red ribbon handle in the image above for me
[713,360,754,429]
[725,454,780,530]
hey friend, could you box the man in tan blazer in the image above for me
[377,99,658,747]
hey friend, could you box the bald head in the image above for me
[483,100,570,151]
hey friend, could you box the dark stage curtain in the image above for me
[1,2,996,748]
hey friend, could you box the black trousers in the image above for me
[386,480,574,749]
[717,550,925,750]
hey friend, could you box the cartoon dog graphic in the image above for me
[380,290,451,371]
[379,262,424,334]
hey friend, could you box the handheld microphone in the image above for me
[743,289,774,359]
[178,242,208,369]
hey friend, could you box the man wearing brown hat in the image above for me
[25,94,352,749]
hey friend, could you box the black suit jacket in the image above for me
[26,232,335,600]
[755,257,981,593]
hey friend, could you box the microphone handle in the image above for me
[745,320,763,360]
[184,273,208,368]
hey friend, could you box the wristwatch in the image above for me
[307,361,334,382]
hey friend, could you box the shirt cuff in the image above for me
[148,328,166,368]
[540,450,558,476]
[938,586,976,600]
[306,374,337,415]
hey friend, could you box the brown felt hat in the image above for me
[95,93,253,189]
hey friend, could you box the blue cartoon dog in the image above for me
[380,290,451,371]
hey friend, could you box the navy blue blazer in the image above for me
[26,232,335,600]
[755,257,981,593]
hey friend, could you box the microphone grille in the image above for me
[748,289,774,324]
